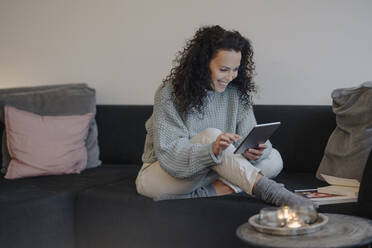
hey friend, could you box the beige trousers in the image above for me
[136,128,283,200]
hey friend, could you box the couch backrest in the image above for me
[0,105,335,174]
[254,105,335,173]
[0,122,3,166]
[96,104,335,173]
[95,105,153,165]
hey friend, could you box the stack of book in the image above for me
[295,174,360,205]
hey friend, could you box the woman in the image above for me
[136,25,312,207]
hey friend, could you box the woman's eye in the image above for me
[220,69,228,72]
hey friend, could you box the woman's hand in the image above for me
[213,133,241,156]
[243,143,267,160]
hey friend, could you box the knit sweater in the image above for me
[141,82,272,179]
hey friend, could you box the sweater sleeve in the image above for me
[152,85,220,179]
[235,105,273,165]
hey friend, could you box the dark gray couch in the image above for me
[0,105,370,248]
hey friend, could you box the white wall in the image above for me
[1,0,371,105]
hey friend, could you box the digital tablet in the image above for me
[234,122,281,154]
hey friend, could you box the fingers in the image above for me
[258,143,268,150]
[218,140,231,149]
[217,133,241,146]
[219,133,241,143]
[244,144,267,160]
[248,148,263,156]
[213,133,242,155]
[244,149,262,160]
[218,134,241,148]
[244,153,260,160]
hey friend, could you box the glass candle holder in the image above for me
[258,207,286,227]
[292,204,318,225]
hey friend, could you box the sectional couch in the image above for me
[0,104,370,248]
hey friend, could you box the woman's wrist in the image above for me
[209,142,222,164]
[212,142,219,156]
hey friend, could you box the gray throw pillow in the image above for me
[316,81,372,181]
[0,83,101,174]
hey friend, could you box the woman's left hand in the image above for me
[243,143,267,160]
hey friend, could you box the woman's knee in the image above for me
[271,149,283,177]
[136,175,167,200]
[135,162,205,199]
[135,173,153,198]
[269,148,283,178]
[256,148,283,179]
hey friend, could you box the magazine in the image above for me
[295,174,360,205]
[295,189,357,205]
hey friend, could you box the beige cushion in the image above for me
[316,81,372,181]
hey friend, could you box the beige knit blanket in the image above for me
[316,81,372,181]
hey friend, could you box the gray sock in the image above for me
[253,176,316,207]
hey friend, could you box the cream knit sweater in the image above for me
[141,82,272,179]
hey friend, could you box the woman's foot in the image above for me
[253,176,316,207]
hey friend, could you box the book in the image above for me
[320,174,360,187]
[318,174,360,197]
[295,174,360,205]
[295,189,357,205]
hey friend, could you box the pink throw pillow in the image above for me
[4,106,93,179]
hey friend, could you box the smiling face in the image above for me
[209,49,242,92]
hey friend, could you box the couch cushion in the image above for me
[0,84,101,174]
[74,170,360,248]
[75,177,268,248]
[0,189,75,248]
[75,170,359,248]
[76,171,360,248]
[0,164,140,248]
[4,106,93,179]
[0,164,140,193]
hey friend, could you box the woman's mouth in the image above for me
[218,80,228,87]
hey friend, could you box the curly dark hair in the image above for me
[163,25,256,115]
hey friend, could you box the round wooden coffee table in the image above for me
[236,214,372,248]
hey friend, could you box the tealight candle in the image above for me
[286,212,305,229]
[279,206,291,220]
[287,219,302,228]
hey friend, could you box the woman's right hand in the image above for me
[213,133,241,156]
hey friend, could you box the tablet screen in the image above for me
[234,122,281,154]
